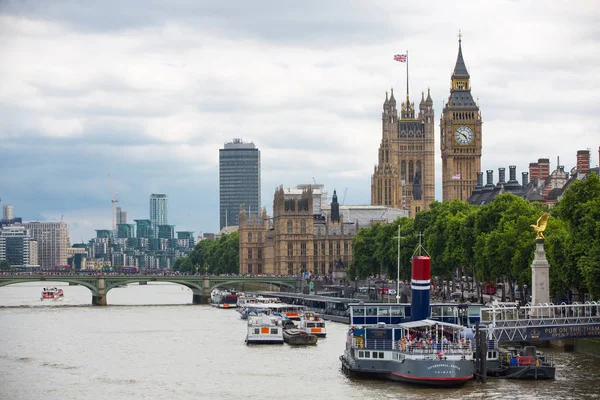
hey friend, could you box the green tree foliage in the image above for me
[0,260,10,269]
[350,182,600,301]
[174,231,240,274]
[553,172,600,298]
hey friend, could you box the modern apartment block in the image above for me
[149,194,168,227]
[0,225,38,266]
[23,222,69,268]
[116,207,127,225]
[219,138,261,230]
[3,205,14,220]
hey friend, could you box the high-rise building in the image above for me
[219,138,261,229]
[0,225,37,266]
[441,34,483,201]
[116,207,127,225]
[149,194,168,227]
[23,222,69,268]
[371,84,435,216]
[3,205,14,220]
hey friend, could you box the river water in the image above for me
[1,282,599,400]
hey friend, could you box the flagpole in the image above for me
[406,50,409,97]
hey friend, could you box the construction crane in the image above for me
[342,188,348,205]
[108,173,119,231]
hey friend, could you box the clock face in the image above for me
[455,126,474,145]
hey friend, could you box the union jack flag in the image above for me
[394,54,407,63]
[452,174,462,180]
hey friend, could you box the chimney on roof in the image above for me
[486,170,494,186]
[538,158,550,180]
[508,165,517,183]
[476,172,484,187]
[577,149,590,175]
[498,167,506,185]
[522,172,529,186]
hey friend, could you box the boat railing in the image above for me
[351,337,472,354]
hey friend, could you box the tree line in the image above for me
[348,172,600,302]
[173,231,239,275]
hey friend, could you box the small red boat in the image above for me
[41,287,64,301]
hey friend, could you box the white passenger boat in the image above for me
[211,289,240,308]
[298,311,327,337]
[246,314,284,345]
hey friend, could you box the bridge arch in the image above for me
[0,275,99,296]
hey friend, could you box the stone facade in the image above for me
[371,86,435,217]
[441,37,483,202]
[239,186,356,275]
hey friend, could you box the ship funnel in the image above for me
[410,256,431,321]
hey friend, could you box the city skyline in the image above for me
[1,1,599,242]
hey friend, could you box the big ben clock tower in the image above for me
[440,33,482,202]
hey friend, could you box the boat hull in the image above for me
[283,329,318,345]
[488,365,555,380]
[340,352,473,387]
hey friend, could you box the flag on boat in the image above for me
[393,54,407,62]
[452,173,462,180]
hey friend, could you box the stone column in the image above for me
[530,238,550,316]
[93,275,107,306]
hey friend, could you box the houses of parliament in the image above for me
[239,36,482,275]
[372,35,482,214]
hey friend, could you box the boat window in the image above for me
[365,352,370,358]
[271,328,278,335]
[352,307,365,316]
[468,306,481,316]
[431,306,442,317]
[358,351,364,358]
[318,323,325,327]
[378,307,390,316]
[254,329,260,334]
[378,352,384,359]
[366,307,377,316]
[390,306,404,316]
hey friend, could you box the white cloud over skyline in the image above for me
[1,1,599,242]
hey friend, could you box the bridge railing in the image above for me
[481,302,600,326]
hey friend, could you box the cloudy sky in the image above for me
[1,1,598,242]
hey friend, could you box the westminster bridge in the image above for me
[0,274,301,305]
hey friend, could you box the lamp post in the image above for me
[524,284,528,305]
[393,225,405,304]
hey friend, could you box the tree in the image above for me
[0,260,10,269]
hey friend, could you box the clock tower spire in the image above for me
[440,33,482,202]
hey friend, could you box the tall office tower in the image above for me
[0,225,36,266]
[149,194,168,226]
[116,207,127,225]
[23,222,70,268]
[3,205,14,220]
[441,34,483,201]
[219,138,261,230]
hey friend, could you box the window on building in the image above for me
[329,242,333,256]
[257,264,263,274]
[248,249,253,259]
[401,161,406,182]
[336,241,341,255]
[287,243,293,256]
[300,220,306,234]
[258,248,262,260]
[313,262,318,274]
[287,220,293,234]
[248,264,252,274]
[321,263,326,275]
[314,243,318,256]
[344,241,348,255]
[287,263,294,275]
[300,243,306,256]
[301,262,307,273]
[409,161,414,183]
[329,262,333,273]
[258,232,262,243]
[248,232,252,243]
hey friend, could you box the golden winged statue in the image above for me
[530,212,550,239]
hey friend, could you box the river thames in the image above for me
[1,282,599,400]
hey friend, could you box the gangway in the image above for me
[480,302,600,342]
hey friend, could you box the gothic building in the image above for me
[440,35,483,201]
[371,85,435,216]
[238,186,356,276]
